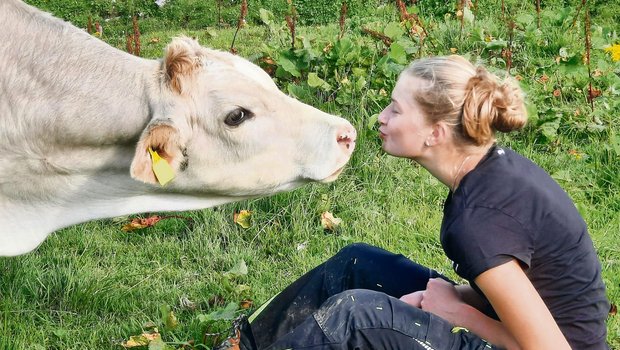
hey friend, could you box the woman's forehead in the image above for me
[392,75,422,105]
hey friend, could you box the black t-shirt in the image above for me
[440,145,610,349]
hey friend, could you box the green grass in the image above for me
[2,2,619,349]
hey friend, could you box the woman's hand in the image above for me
[399,279,466,325]
[399,290,424,308]
[420,278,465,325]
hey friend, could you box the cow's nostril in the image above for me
[336,125,356,154]
[338,136,352,149]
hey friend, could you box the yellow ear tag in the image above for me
[148,147,175,186]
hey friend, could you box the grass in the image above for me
[1,2,619,349]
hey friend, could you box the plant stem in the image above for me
[536,0,541,29]
[584,5,594,111]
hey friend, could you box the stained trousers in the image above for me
[242,243,501,350]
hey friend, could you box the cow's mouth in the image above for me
[320,165,346,183]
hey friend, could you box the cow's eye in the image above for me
[224,108,253,127]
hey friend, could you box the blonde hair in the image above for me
[404,55,527,146]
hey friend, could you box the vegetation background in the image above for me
[1,0,618,349]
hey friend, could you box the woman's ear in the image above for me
[426,122,451,147]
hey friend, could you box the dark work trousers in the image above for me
[242,243,502,350]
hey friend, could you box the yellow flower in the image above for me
[604,44,620,62]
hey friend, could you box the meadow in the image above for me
[0,0,618,349]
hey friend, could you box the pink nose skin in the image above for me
[336,124,357,155]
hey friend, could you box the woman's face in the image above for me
[378,75,432,159]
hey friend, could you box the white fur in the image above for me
[0,0,356,256]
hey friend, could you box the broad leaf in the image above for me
[224,259,248,278]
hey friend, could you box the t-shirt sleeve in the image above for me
[443,206,534,281]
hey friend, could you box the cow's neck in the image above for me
[1,0,160,144]
[0,1,235,255]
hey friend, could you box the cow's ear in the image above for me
[130,122,184,185]
[164,36,204,94]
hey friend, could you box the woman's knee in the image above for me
[333,242,378,261]
[315,289,392,329]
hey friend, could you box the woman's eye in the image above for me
[224,108,253,126]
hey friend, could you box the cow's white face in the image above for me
[130,37,356,196]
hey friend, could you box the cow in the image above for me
[0,0,357,256]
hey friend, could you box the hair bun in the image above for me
[461,67,526,145]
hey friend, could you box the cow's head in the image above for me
[130,37,356,196]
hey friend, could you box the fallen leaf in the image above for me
[121,215,162,232]
[235,284,251,295]
[166,311,179,331]
[120,215,191,232]
[553,89,561,97]
[197,302,239,322]
[159,305,179,331]
[121,219,149,232]
[450,47,458,53]
[321,211,343,231]
[149,37,160,43]
[147,337,167,350]
[610,303,617,316]
[122,332,161,348]
[240,299,253,309]
[224,259,248,277]
[539,74,549,83]
[123,336,149,348]
[233,210,252,229]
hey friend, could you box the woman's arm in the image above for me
[403,278,521,349]
[475,259,571,350]
[401,259,571,349]
[455,284,487,311]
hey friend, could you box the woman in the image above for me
[231,56,610,350]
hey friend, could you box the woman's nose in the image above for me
[377,109,388,125]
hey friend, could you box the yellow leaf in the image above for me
[121,215,163,232]
[321,211,342,231]
[122,332,161,348]
[233,210,252,229]
[240,299,253,309]
[450,47,458,53]
[604,44,620,62]
[121,220,148,232]
[165,310,178,330]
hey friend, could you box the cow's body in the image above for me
[0,0,356,256]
